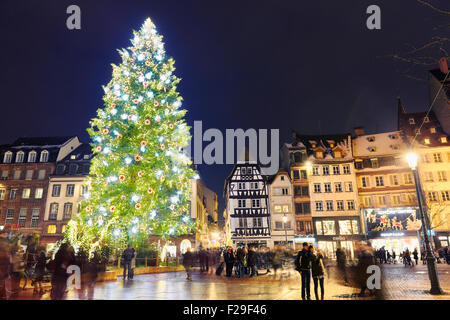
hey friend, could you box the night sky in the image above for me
[0,0,448,216]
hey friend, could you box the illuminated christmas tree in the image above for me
[66,18,196,256]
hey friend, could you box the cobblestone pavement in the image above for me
[10,263,450,300]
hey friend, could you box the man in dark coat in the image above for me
[235,246,245,277]
[122,244,134,280]
[223,247,235,277]
[182,248,194,281]
[336,247,349,285]
[247,246,258,277]
[295,242,312,300]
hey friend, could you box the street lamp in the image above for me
[406,152,444,294]
[282,215,288,246]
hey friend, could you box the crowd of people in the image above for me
[374,246,450,266]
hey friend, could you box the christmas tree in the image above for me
[66,18,196,256]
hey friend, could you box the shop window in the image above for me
[315,221,323,235]
[339,220,352,235]
[322,221,336,235]
[47,225,57,234]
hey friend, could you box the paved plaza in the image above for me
[11,263,450,300]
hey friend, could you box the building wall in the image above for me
[267,171,295,248]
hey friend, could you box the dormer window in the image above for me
[367,136,376,142]
[415,129,420,135]
[424,138,431,145]
[328,141,335,148]
[15,151,24,163]
[424,116,430,123]
[430,127,436,134]
[70,155,77,160]
[315,151,323,159]
[368,147,376,152]
[28,151,37,163]
[441,137,448,143]
[370,158,378,168]
[83,155,90,160]
[389,134,398,140]
[334,151,342,158]
[409,118,415,125]
[40,150,49,162]
[3,151,12,163]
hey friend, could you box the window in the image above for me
[322,166,330,175]
[247,167,252,175]
[40,150,49,162]
[5,209,14,224]
[1,170,8,180]
[31,209,40,228]
[378,196,386,205]
[312,167,320,176]
[433,153,442,162]
[367,136,376,142]
[282,188,289,195]
[52,185,61,197]
[22,188,30,199]
[334,151,342,158]
[333,166,340,175]
[82,164,90,174]
[300,170,307,179]
[81,185,88,196]
[13,170,21,180]
[347,200,355,210]
[326,201,334,211]
[415,129,420,135]
[424,172,433,182]
[322,220,336,235]
[314,184,321,193]
[355,161,363,169]
[392,195,401,205]
[430,127,436,134]
[238,218,248,228]
[237,182,245,190]
[351,221,359,234]
[404,173,413,184]
[337,200,344,211]
[315,221,323,235]
[361,177,370,188]
[324,183,332,193]
[293,170,300,180]
[275,221,283,230]
[66,184,75,197]
[251,199,260,208]
[301,186,309,196]
[15,151,24,163]
[0,188,5,200]
[294,186,302,196]
[424,138,431,145]
[343,165,350,174]
[335,183,343,192]
[363,196,373,207]
[422,154,430,163]
[293,152,302,163]
[284,221,291,229]
[25,170,33,180]
[441,137,448,143]
[3,151,12,163]
[18,209,27,228]
[316,151,323,159]
[28,151,36,163]
[35,188,43,199]
[441,191,450,201]
[56,164,65,175]
[345,182,353,192]
[438,171,447,181]
[390,175,399,186]
[315,201,323,211]
[297,221,305,232]
[274,205,282,213]
[428,192,438,202]
[69,164,78,175]
[47,225,56,234]
[9,189,17,200]
[241,167,246,175]
[339,220,352,235]
[424,116,430,123]
[63,203,73,220]
[49,203,59,220]
[238,199,246,208]
[282,205,289,212]
[37,169,45,180]
[375,176,384,187]
[370,158,378,168]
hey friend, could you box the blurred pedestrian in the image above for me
[0,240,11,300]
[10,247,25,297]
[336,246,349,286]
[223,247,234,277]
[33,249,47,295]
[49,243,75,300]
[182,248,194,281]
[412,248,419,266]
[129,247,136,279]
[247,246,257,277]
[310,247,325,300]
[356,242,376,297]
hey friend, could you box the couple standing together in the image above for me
[295,242,325,300]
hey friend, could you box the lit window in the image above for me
[430,127,436,134]
[15,151,24,163]
[316,151,323,159]
[441,137,447,143]
[334,151,342,158]
[35,188,43,199]
[424,116,430,123]
[28,151,37,163]
[274,205,282,213]
[47,225,56,234]
[22,188,31,199]
[409,118,415,124]
[3,151,12,163]
[424,138,430,144]
[40,150,49,162]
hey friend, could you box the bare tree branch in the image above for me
[416,0,450,15]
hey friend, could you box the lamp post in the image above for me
[406,152,444,294]
[282,215,288,246]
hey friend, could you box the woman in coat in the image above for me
[310,246,325,300]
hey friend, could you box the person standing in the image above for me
[235,246,245,278]
[295,242,312,300]
[223,247,234,277]
[122,244,134,280]
[33,249,47,295]
[336,247,349,286]
[310,247,325,300]
[412,248,419,266]
[356,242,376,297]
[182,248,194,281]
[49,244,75,300]
[392,250,396,264]
[129,247,136,279]
[247,246,257,277]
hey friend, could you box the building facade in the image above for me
[224,157,271,247]
[0,137,81,238]
[267,169,295,248]
[353,128,421,254]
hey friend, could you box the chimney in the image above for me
[439,57,449,75]
[354,126,365,137]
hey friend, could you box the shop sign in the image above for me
[332,236,346,241]
[365,208,421,232]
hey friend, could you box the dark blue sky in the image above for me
[0,0,447,215]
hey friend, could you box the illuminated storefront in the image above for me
[364,207,421,254]
[313,217,363,260]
